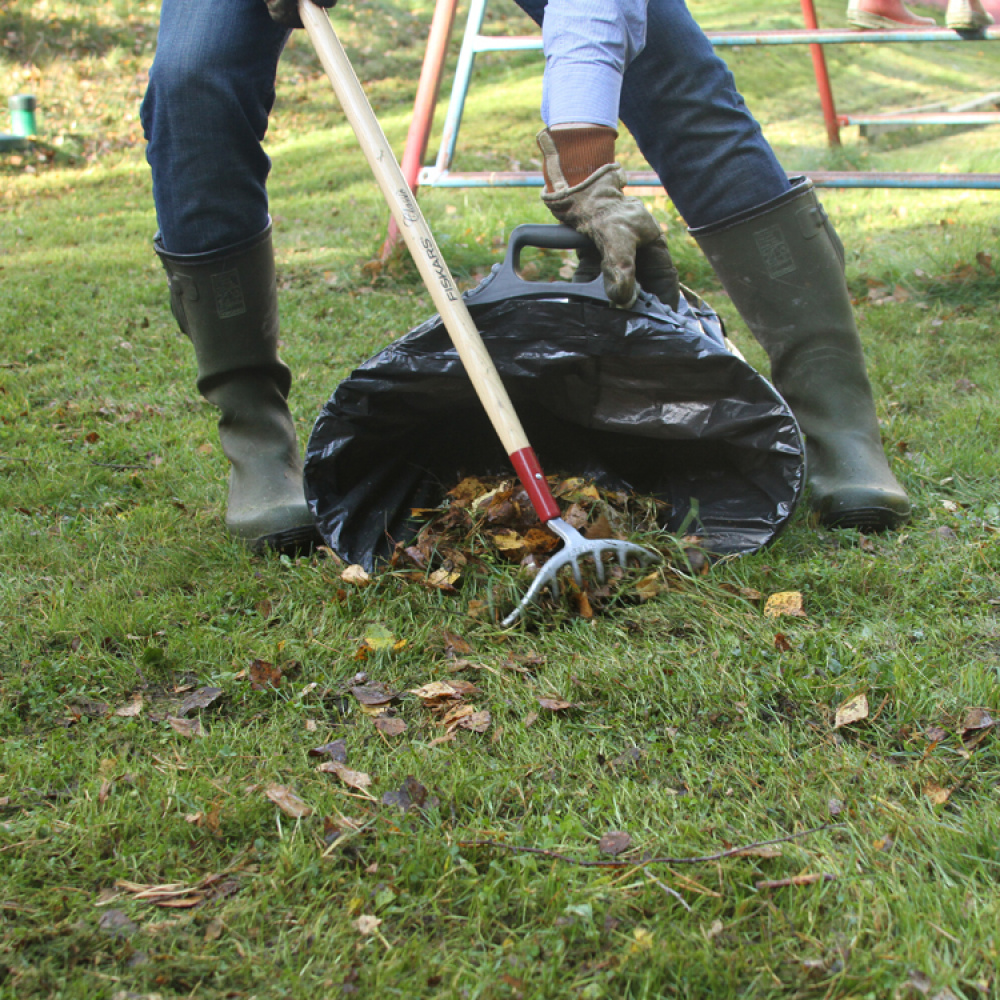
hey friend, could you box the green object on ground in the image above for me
[155,226,320,553]
[691,179,911,531]
[9,93,37,136]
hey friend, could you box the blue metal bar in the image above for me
[432,0,488,175]
[419,169,1000,189]
[465,26,1000,50]
[843,112,1000,125]
[705,26,1000,44]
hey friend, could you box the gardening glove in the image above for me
[266,0,337,29]
[537,126,679,310]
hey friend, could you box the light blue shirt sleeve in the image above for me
[540,0,649,129]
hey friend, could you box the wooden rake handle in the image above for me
[299,0,560,522]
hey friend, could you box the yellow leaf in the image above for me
[834,693,869,728]
[492,530,524,551]
[923,781,952,806]
[410,681,462,702]
[341,564,371,585]
[764,591,806,618]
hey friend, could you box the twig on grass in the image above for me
[755,873,835,890]
[643,869,692,911]
[459,823,843,869]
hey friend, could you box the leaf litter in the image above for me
[390,473,694,618]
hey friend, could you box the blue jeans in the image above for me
[141,0,789,254]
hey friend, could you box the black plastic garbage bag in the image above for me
[304,224,805,569]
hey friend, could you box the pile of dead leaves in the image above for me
[384,474,687,616]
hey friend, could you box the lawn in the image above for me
[2,1,999,998]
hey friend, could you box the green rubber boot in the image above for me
[155,226,320,553]
[690,179,910,530]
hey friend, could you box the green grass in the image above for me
[2,1,999,998]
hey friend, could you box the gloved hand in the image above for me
[537,127,679,310]
[266,0,337,29]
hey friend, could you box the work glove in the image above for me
[537,127,679,310]
[266,0,337,29]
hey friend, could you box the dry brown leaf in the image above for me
[599,830,632,856]
[923,781,953,806]
[264,784,313,819]
[634,572,663,601]
[961,707,995,734]
[834,693,869,729]
[177,686,224,716]
[410,681,464,703]
[374,715,407,738]
[538,697,575,712]
[441,630,473,656]
[350,684,397,707]
[318,760,372,791]
[764,591,806,618]
[167,715,203,738]
[734,844,783,859]
[440,703,476,726]
[114,694,144,718]
[249,659,282,691]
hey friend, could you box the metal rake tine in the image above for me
[502,518,661,627]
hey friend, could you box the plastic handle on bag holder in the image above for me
[464,223,609,309]
[299,0,561,524]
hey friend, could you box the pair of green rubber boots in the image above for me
[156,178,908,554]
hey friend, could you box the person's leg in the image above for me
[514,0,908,529]
[142,0,318,552]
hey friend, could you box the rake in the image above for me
[300,0,660,624]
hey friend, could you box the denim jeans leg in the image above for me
[513,0,790,227]
[141,0,290,254]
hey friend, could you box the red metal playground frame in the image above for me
[382,0,999,252]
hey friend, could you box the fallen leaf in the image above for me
[308,739,348,762]
[249,659,282,691]
[599,830,632,856]
[341,564,371,585]
[203,916,225,942]
[961,707,995,734]
[755,873,834,890]
[734,844,783,859]
[350,683,398,707]
[265,784,313,819]
[114,694,144,718]
[167,716,203,738]
[538,697,575,712]
[634,572,663,601]
[523,711,539,728]
[455,709,491,734]
[441,630,473,657]
[381,775,434,812]
[834,693,869,729]
[98,909,138,940]
[410,681,465,703]
[374,715,407,737]
[355,914,382,935]
[764,591,806,618]
[177,686,223,716]
[318,760,372,791]
[923,781,952,806]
